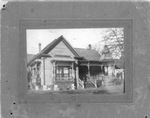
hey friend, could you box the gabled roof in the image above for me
[28,35,113,66]
[27,36,79,66]
[74,48,101,61]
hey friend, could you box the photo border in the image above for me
[19,19,133,103]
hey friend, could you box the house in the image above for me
[27,36,116,91]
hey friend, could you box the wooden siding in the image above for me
[49,41,75,58]
[40,57,54,86]
[45,58,53,85]
[40,58,44,85]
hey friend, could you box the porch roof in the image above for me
[51,57,75,62]
[74,48,101,61]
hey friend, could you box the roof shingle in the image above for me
[74,48,100,61]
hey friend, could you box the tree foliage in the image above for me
[102,28,124,59]
[94,28,124,59]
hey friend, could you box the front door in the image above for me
[79,66,88,82]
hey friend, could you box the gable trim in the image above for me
[28,36,80,66]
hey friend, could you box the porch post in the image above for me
[53,61,56,83]
[100,65,105,80]
[100,65,102,74]
[75,60,79,89]
[103,65,105,74]
[40,58,44,86]
[106,65,108,75]
[72,62,74,78]
[43,57,45,85]
[88,62,90,77]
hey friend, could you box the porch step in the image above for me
[85,81,95,88]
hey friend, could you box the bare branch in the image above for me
[93,28,124,59]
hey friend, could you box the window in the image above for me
[19,19,133,103]
[56,66,72,79]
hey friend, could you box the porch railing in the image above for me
[78,78,84,89]
[55,77,74,83]
[89,78,97,88]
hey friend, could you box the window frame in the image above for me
[56,66,72,79]
[19,19,133,103]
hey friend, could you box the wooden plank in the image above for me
[49,41,75,57]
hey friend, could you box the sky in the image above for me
[26,28,107,54]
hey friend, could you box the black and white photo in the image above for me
[27,28,125,94]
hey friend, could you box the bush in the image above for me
[111,77,122,85]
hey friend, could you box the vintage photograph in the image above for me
[27,28,125,94]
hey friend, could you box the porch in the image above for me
[77,60,113,89]
[51,59,76,91]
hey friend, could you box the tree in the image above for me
[102,28,124,59]
[94,28,124,59]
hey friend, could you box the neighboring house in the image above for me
[27,36,116,91]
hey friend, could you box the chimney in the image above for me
[88,44,92,50]
[39,43,41,52]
